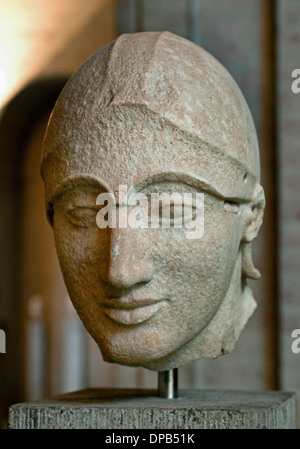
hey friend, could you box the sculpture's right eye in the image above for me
[66,206,98,228]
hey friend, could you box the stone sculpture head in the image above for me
[41,32,265,371]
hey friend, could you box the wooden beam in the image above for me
[262,0,280,390]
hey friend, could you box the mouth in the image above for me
[100,300,164,325]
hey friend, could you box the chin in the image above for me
[98,338,181,370]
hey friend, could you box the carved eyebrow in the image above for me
[49,171,235,208]
[131,172,227,199]
[49,175,113,204]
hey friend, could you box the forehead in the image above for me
[42,106,256,203]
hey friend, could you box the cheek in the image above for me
[152,212,242,295]
[52,214,107,284]
[53,218,107,318]
[200,213,243,293]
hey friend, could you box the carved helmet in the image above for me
[41,31,261,207]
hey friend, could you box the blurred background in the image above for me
[0,0,299,428]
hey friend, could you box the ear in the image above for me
[242,242,261,279]
[242,184,265,243]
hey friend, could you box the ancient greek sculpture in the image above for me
[41,32,265,371]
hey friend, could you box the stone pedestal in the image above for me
[8,388,296,429]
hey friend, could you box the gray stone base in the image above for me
[8,388,296,429]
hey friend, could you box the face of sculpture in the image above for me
[50,115,248,370]
[42,31,265,370]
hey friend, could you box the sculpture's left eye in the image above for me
[66,206,98,228]
[224,200,240,214]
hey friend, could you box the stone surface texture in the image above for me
[41,31,265,371]
[9,389,296,429]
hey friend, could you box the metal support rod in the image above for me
[158,369,178,399]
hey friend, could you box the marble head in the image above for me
[41,32,265,371]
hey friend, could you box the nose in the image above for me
[103,227,154,289]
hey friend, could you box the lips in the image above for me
[100,300,164,325]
